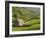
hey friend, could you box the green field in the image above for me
[12,7,40,31]
[12,24,40,31]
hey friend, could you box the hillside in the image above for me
[12,7,40,31]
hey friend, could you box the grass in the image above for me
[12,24,40,31]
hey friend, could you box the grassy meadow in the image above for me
[12,7,40,31]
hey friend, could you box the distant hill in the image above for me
[12,7,40,27]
